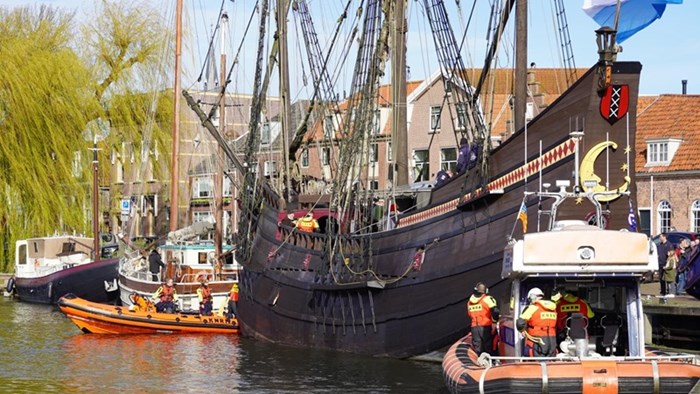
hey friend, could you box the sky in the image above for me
[3,0,698,96]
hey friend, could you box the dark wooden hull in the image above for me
[14,258,119,305]
[237,62,642,357]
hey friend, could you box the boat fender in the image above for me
[147,315,152,319]
[5,277,15,294]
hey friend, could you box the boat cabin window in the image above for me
[61,242,75,254]
[518,277,636,357]
[198,252,208,264]
[18,244,27,265]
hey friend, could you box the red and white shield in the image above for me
[599,85,629,125]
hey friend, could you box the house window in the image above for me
[691,200,700,233]
[647,142,668,164]
[430,106,441,132]
[412,149,429,182]
[324,115,334,139]
[440,148,457,171]
[387,142,392,162]
[264,161,277,176]
[322,147,331,166]
[301,148,309,168]
[372,110,381,135]
[638,208,651,236]
[261,122,271,145]
[658,200,672,233]
[369,143,378,163]
[193,177,214,198]
[455,103,467,130]
[369,180,379,190]
[223,176,232,197]
[193,211,213,223]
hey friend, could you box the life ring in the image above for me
[5,277,15,294]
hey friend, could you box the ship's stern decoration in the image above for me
[599,85,629,125]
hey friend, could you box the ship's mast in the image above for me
[278,0,292,203]
[215,12,228,272]
[514,0,527,133]
[391,0,408,186]
[169,0,183,232]
[91,136,99,259]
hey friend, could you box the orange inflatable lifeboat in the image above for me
[443,334,700,394]
[58,293,239,335]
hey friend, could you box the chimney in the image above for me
[682,80,688,95]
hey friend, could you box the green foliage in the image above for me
[0,5,97,272]
[0,2,173,272]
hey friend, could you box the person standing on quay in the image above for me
[656,233,673,296]
[467,282,499,355]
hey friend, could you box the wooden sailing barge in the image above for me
[186,1,641,357]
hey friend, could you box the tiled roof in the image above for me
[304,81,423,141]
[635,94,700,173]
[301,69,586,142]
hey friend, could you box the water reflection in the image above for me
[0,298,445,393]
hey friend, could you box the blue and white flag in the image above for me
[628,201,638,232]
[582,0,683,43]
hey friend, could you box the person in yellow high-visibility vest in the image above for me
[296,211,319,233]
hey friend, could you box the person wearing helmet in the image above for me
[467,282,499,355]
[227,282,239,319]
[516,287,557,357]
[197,279,213,315]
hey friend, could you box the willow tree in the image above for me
[78,0,174,237]
[0,1,173,272]
[0,6,100,272]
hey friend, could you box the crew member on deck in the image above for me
[296,211,319,233]
[153,278,178,313]
[227,283,239,318]
[197,279,213,315]
[149,247,165,282]
[516,287,557,357]
[467,282,499,355]
[552,288,594,343]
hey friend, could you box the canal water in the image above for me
[0,297,446,393]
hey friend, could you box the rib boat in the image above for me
[58,293,239,335]
[442,184,700,394]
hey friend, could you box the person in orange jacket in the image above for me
[153,278,178,313]
[467,282,499,355]
[227,283,239,318]
[516,287,557,357]
[197,279,213,315]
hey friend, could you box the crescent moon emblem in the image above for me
[579,141,628,202]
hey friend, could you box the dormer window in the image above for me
[646,138,682,166]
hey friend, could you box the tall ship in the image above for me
[186,1,643,357]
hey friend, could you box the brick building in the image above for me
[635,93,700,235]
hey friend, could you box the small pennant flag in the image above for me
[518,201,528,233]
[628,201,637,232]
